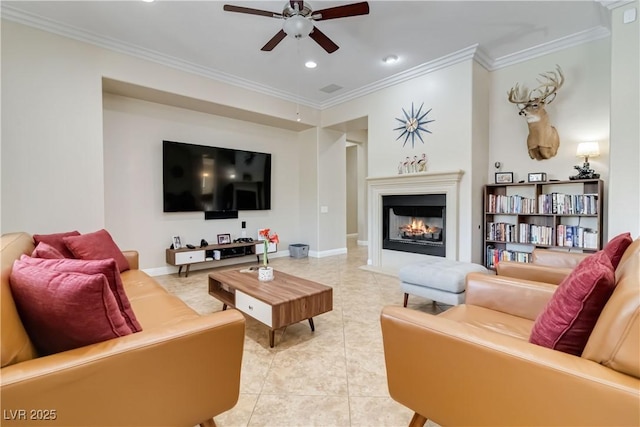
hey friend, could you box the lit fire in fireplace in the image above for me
[399,217,442,241]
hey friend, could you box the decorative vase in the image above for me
[258,266,274,282]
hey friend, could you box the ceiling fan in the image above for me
[223,1,370,54]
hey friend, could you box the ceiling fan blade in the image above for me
[223,4,281,18]
[261,30,287,51]
[309,26,339,54]
[313,2,369,21]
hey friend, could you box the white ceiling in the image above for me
[2,1,613,108]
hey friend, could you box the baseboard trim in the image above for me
[309,247,348,258]
[143,266,175,277]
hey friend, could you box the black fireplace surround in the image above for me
[382,194,446,257]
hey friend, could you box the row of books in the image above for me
[485,247,532,269]
[487,193,598,216]
[486,194,536,214]
[537,193,598,215]
[518,224,553,245]
[486,222,517,242]
[557,225,599,249]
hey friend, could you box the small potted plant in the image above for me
[258,228,279,281]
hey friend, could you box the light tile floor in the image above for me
[154,238,448,427]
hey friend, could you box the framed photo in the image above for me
[172,236,182,249]
[217,234,231,245]
[528,172,547,182]
[495,172,514,184]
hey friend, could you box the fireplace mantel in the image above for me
[366,170,464,272]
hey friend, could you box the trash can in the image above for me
[289,244,309,259]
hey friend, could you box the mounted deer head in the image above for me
[508,65,564,160]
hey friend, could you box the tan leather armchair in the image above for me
[1,232,245,427]
[495,248,589,284]
[381,239,640,427]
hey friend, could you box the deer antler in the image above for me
[532,65,564,105]
[507,83,531,105]
[507,65,564,105]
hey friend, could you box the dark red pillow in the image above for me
[9,260,132,356]
[63,229,130,273]
[31,242,64,259]
[529,251,616,356]
[33,231,80,259]
[603,232,632,269]
[19,255,142,333]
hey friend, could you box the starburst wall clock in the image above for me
[394,102,434,147]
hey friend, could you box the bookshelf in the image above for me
[483,179,603,269]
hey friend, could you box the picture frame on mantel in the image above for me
[495,172,514,184]
[217,234,231,245]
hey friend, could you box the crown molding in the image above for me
[598,0,635,10]
[320,45,480,109]
[490,26,611,70]
[472,46,494,71]
[1,4,612,111]
[0,4,322,109]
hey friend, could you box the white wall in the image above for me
[488,40,611,184]
[488,39,612,240]
[297,128,320,251]
[609,1,640,238]
[1,20,315,238]
[1,20,322,268]
[346,145,358,235]
[1,20,106,233]
[323,60,479,261]
[346,130,368,245]
[103,94,301,269]
[470,61,491,262]
[317,128,347,255]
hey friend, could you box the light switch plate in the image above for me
[623,7,636,24]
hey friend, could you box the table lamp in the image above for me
[570,141,600,180]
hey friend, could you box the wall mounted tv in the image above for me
[163,140,271,213]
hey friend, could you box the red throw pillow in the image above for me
[63,229,130,273]
[9,260,132,356]
[31,242,64,259]
[603,232,632,269]
[33,231,80,259]
[19,255,142,333]
[529,251,616,356]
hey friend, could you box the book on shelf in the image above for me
[485,246,532,269]
[556,225,598,249]
[486,222,516,242]
[537,193,599,215]
[487,194,536,214]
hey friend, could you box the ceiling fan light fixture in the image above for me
[283,15,314,39]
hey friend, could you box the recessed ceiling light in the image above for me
[383,55,399,64]
[305,61,317,69]
[142,0,154,3]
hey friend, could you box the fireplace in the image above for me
[382,194,446,257]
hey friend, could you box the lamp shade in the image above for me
[576,142,600,158]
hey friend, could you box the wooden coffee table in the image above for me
[208,268,333,347]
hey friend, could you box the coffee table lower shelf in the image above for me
[208,269,333,348]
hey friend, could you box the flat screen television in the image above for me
[163,140,271,213]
